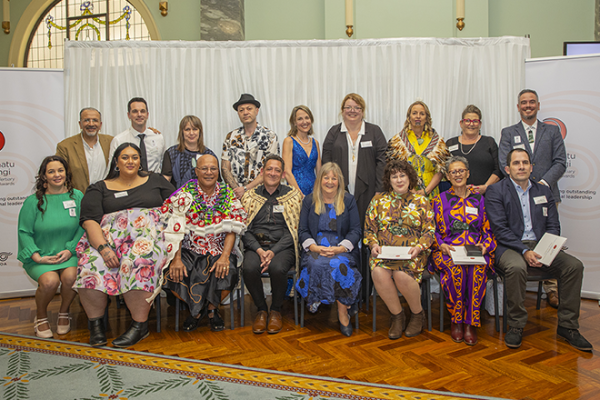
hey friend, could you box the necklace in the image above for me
[188,181,233,224]
[460,135,480,155]
[296,135,311,145]
[349,139,358,162]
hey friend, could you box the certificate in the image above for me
[376,246,412,260]
[450,246,486,265]
[533,233,567,266]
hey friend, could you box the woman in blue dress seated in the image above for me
[295,162,362,336]
[282,105,321,196]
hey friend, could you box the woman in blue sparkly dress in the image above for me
[282,105,321,195]
[295,162,362,336]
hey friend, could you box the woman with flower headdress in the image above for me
[386,101,450,200]
[162,154,247,332]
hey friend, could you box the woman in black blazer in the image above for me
[295,162,362,337]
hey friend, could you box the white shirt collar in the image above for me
[340,120,365,136]
[522,120,538,132]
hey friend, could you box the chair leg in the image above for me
[300,297,305,328]
[230,292,234,330]
[175,298,180,332]
[426,279,432,332]
[503,282,508,334]
[366,265,370,312]
[293,273,298,326]
[372,287,377,333]
[493,278,500,333]
[155,296,161,333]
[536,281,543,310]
[240,273,245,328]
[439,283,444,332]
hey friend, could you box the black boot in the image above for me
[112,320,149,348]
[89,317,107,347]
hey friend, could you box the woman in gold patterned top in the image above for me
[364,160,435,340]
[386,101,450,200]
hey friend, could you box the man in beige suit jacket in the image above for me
[56,108,113,193]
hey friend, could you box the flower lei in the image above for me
[186,181,234,225]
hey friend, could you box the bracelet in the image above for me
[244,186,247,192]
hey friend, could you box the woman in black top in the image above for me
[74,143,175,348]
[445,105,501,195]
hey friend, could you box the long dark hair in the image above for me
[35,155,75,215]
[106,142,149,180]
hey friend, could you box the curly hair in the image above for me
[382,160,418,192]
[35,155,75,215]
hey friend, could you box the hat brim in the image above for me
[233,100,261,110]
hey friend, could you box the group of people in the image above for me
[16,89,591,353]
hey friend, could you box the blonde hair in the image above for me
[313,162,346,216]
[402,101,433,133]
[287,105,315,137]
[340,93,366,118]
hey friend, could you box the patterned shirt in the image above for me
[221,124,279,186]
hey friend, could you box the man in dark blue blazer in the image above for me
[486,149,591,352]
[498,89,567,308]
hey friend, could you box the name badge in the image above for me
[114,191,128,198]
[69,208,77,217]
[273,205,284,213]
[63,200,76,209]
[542,207,548,217]
[360,141,372,148]
[514,136,521,144]
[514,144,526,150]
[448,144,459,152]
[465,206,478,215]
[533,195,547,205]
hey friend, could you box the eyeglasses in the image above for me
[448,169,468,176]
[343,106,362,112]
[461,119,481,125]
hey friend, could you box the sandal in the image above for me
[183,308,208,332]
[34,317,53,338]
[208,309,225,332]
[56,313,71,335]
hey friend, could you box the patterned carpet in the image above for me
[0,333,506,400]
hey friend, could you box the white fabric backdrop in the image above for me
[64,37,530,156]
[526,54,600,300]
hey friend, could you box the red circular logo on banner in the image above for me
[542,118,567,140]
[0,131,5,151]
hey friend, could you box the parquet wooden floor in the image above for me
[1,291,598,400]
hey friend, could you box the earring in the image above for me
[139,165,143,171]
[115,166,120,172]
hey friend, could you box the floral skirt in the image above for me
[73,208,171,296]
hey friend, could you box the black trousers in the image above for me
[243,245,295,313]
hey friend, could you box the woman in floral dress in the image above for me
[364,160,435,339]
[74,143,175,348]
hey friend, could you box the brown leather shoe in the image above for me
[405,310,424,337]
[451,322,464,343]
[252,310,268,334]
[464,324,478,346]
[388,311,405,340]
[267,311,283,334]
[547,291,559,309]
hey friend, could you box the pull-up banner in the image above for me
[526,54,600,299]
[0,68,64,298]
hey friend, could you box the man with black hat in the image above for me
[222,94,279,199]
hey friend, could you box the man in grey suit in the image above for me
[486,149,591,352]
[498,89,567,308]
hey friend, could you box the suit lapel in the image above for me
[531,120,545,161]
[338,130,350,190]
[506,179,524,227]
[74,135,90,183]
[515,124,533,155]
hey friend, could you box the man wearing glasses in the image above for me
[498,89,567,309]
[241,154,302,334]
[56,107,113,193]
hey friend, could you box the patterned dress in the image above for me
[386,129,450,200]
[295,204,362,308]
[363,191,435,283]
[291,137,318,195]
[221,124,279,186]
[430,187,496,326]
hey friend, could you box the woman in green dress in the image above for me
[18,156,84,338]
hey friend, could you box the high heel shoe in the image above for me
[56,313,71,335]
[34,317,53,338]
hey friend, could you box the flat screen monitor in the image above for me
[564,42,600,56]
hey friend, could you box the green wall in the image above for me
[0,0,596,67]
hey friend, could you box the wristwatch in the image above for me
[97,243,109,252]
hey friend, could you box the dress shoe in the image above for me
[547,291,559,309]
[252,310,268,334]
[267,311,283,334]
[56,313,71,335]
[388,311,405,340]
[88,318,107,347]
[557,326,593,352]
[209,309,225,332]
[405,310,424,337]
[112,320,149,348]
[34,317,53,339]
[340,320,353,337]
[464,324,478,346]
[183,308,208,332]
[450,322,464,343]
[504,326,523,349]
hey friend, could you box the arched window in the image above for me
[26,0,151,68]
